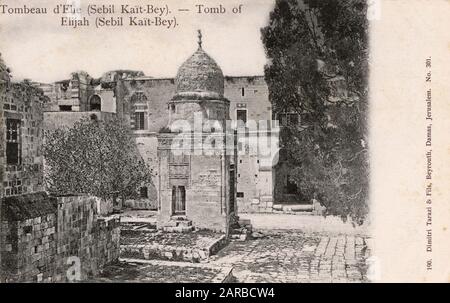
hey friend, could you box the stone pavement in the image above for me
[240,213,369,236]
[210,230,371,283]
[95,213,371,283]
[92,259,233,283]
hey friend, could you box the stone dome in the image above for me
[175,36,224,98]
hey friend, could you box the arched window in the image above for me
[130,92,148,130]
[89,95,101,111]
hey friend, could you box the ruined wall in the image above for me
[2,81,45,197]
[41,72,94,112]
[0,193,120,283]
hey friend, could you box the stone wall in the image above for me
[124,134,158,210]
[115,79,176,211]
[0,193,120,283]
[157,133,233,233]
[55,195,120,281]
[41,72,94,112]
[117,76,271,132]
[186,154,230,232]
[1,81,46,198]
[0,59,7,200]
[224,76,271,122]
[117,77,176,133]
[93,89,116,113]
[224,77,277,212]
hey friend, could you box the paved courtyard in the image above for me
[97,213,371,283]
[210,231,370,283]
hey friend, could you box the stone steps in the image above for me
[163,220,192,227]
[162,226,194,233]
[230,219,253,241]
[120,235,228,263]
[161,216,194,233]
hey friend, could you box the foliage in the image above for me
[262,0,369,224]
[44,117,153,203]
[159,126,173,133]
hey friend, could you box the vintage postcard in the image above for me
[0,0,449,287]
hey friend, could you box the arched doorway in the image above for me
[89,95,102,111]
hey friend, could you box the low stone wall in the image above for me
[1,193,120,282]
[54,195,120,281]
[1,209,58,281]
[121,234,227,263]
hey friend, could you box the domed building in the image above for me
[157,31,238,233]
[167,31,230,129]
[175,47,224,97]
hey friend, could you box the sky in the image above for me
[0,0,275,83]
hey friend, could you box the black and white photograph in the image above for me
[0,0,449,289]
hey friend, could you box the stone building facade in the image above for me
[156,40,238,233]
[39,36,308,214]
[0,57,46,198]
[112,74,279,211]
[42,74,279,212]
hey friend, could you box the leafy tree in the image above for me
[262,0,369,224]
[44,117,153,206]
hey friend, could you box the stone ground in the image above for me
[95,212,371,283]
[93,260,232,283]
[121,229,221,247]
[119,210,157,223]
[241,213,369,236]
[210,231,370,283]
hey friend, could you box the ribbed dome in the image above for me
[175,47,224,98]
